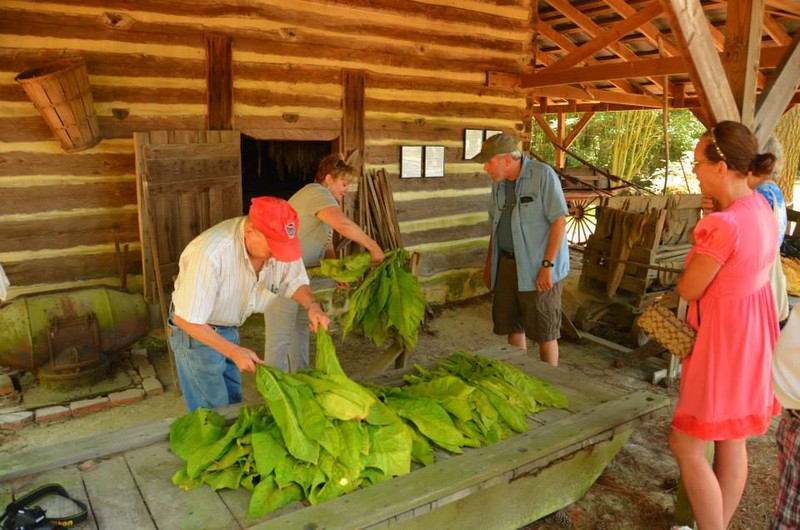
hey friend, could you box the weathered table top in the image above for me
[0,345,668,530]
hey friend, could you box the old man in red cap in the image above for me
[168,196,329,411]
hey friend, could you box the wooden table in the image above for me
[0,345,668,530]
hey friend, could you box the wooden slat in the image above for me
[0,468,98,529]
[82,456,157,530]
[0,181,136,215]
[125,443,239,530]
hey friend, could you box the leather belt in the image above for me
[500,250,515,259]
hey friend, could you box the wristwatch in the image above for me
[541,259,554,268]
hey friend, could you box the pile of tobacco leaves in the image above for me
[169,327,568,518]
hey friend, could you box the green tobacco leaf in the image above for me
[248,476,303,519]
[361,421,412,477]
[202,467,244,491]
[384,394,466,453]
[186,407,255,479]
[314,326,344,376]
[319,252,372,282]
[386,265,426,351]
[256,366,326,464]
[252,420,287,478]
[169,408,227,461]
[408,428,434,466]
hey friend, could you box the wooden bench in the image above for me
[0,345,668,530]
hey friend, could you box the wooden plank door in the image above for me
[135,130,242,302]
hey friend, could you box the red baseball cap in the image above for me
[248,197,302,262]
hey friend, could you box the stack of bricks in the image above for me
[0,348,165,430]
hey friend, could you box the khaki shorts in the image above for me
[492,254,562,343]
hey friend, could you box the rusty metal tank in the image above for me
[0,287,149,370]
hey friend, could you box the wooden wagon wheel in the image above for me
[565,196,599,245]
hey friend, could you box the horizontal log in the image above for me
[366,98,523,121]
[418,247,487,277]
[234,88,341,110]
[388,172,487,192]
[0,151,134,177]
[98,116,208,139]
[402,221,489,248]
[235,37,520,76]
[0,116,53,142]
[394,193,489,223]
[1,181,136,215]
[365,145,469,166]
[0,209,140,253]
[4,0,527,54]
[364,118,520,141]
[366,72,522,98]
[234,62,342,84]
[0,49,205,80]
[4,249,142,287]
[234,115,340,133]
[0,8,205,49]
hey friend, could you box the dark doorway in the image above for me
[241,136,332,212]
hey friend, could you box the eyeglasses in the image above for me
[692,159,709,170]
[334,159,348,171]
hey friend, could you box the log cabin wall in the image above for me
[0,0,532,304]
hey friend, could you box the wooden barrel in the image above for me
[15,57,101,152]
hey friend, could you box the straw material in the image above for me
[637,304,695,359]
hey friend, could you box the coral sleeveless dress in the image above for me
[673,193,782,440]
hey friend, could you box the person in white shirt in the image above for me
[168,196,329,411]
[264,155,384,372]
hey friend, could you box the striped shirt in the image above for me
[171,217,309,327]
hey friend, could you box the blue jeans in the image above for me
[167,316,243,412]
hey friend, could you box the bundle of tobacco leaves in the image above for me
[169,330,568,519]
[320,249,426,351]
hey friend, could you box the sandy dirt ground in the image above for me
[0,280,780,530]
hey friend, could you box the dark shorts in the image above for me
[492,254,562,342]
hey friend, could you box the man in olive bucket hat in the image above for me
[472,133,569,366]
[168,196,330,411]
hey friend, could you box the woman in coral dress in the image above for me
[672,121,781,530]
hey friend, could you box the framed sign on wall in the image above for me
[400,145,446,178]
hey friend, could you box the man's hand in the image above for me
[307,303,330,331]
[536,267,554,292]
[231,345,265,373]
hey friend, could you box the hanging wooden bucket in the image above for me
[15,57,101,152]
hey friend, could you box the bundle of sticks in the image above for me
[350,167,403,252]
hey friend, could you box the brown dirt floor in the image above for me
[0,275,780,530]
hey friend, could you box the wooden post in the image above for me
[205,33,232,131]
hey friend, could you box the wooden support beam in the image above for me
[341,69,366,173]
[533,114,559,146]
[545,2,665,71]
[754,32,800,147]
[521,56,685,88]
[205,33,232,131]
[659,0,739,123]
[555,112,566,167]
[535,21,642,96]
[605,0,681,56]
[529,86,666,108]
[723,0,764,127]
[564,112,596,148]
